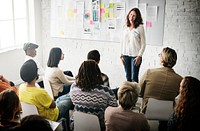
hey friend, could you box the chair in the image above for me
[73,111,101,131]
[20,101,39,119]
[20,101,61,131]
[43,76,54,99]
[145,98,174,121]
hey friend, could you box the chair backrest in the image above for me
[73,111,101,131]
[20,101,39,119]
[43,76,54,99]
[145,98,174,121]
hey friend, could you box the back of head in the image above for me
[118,81,140,110]
[161,47,177,68]
[13,115,53,131]
[0,89,20,125]
[47,47,62,67]
[175,76,200,130]
[20,59,38,83]
[87,50,100,63]
[76,60,103,91]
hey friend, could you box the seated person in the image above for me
[23,42,45,88]
[167,76,200,131]
[105,81,150,131]
[0,89,21,131]
[87,50,110,87]
[0,75,17,94]
[19,59,73,131]
[11,115,53,131]
[70,60,118,131]
[45,47,75,100]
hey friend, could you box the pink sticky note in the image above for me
[100,8,105,13]
[146,21,152,27]
[74,9,77,13]
[90,20,94,24]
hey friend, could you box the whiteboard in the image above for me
[50,0,165,45]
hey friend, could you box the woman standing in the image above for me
[120,8,146,82]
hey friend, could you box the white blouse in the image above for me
[121,24,146,57]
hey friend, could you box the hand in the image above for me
[120,56,124,65]
[134,56,141,66]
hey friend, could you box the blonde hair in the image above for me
[161,47,177,68]
[118,81,140,110]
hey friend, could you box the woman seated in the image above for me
[70,60,118,131]
[0,89,21,131]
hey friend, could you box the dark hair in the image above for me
[47,47,62,67]
[87,50,100,63]
[20,59,38,83]
[174,76,200,130]
[0,90,20,125]
[11,115,53,131]
[126,8,143,28]
[76,60,103,91]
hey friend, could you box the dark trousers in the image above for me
[122,55,142,82]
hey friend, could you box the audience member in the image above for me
[105,81,150,131]
[70,60,118,131]
[87,49,110,87]
[139,47,182,131]
[167,76,200,131]
[0,75,17,94]
[19,59,72,131]
[23,42,44,87]
[11,115,53,131]
[0,90,21,131]
[45,47,75,100]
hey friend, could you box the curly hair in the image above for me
[126,8,143,28]
[76,60,103,91]
[174,76,200,130]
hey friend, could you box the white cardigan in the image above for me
[121,24,146,57]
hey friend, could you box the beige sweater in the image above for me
[45,67,75,97]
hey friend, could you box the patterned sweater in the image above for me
[70,83,118,130]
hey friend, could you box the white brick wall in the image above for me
[41,0,200,88]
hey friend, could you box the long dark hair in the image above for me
[0,90,20,125]
[47,47,62,67]
[126,8,143,28]
[174,76,200,130]
[76,60,103,91]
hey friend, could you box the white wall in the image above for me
[0,0,199,87]
[41,0,200,88]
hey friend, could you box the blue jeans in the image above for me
[56,94,74,131]
[123,55,142,82]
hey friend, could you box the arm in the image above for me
[49,99,56,108]
[57,69,74,85]
[138,70,148,97]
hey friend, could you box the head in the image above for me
[76,60,103,91]
[175,76,200,130]
[118,81,140,110]
[0,89,20,125]
[87,50,100,64]
[159,47,177,68]
[13,115,53,131]
[126,8,143,28]
[23,43,38,57]
[20,59,38,83]
[47,47,63,67]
